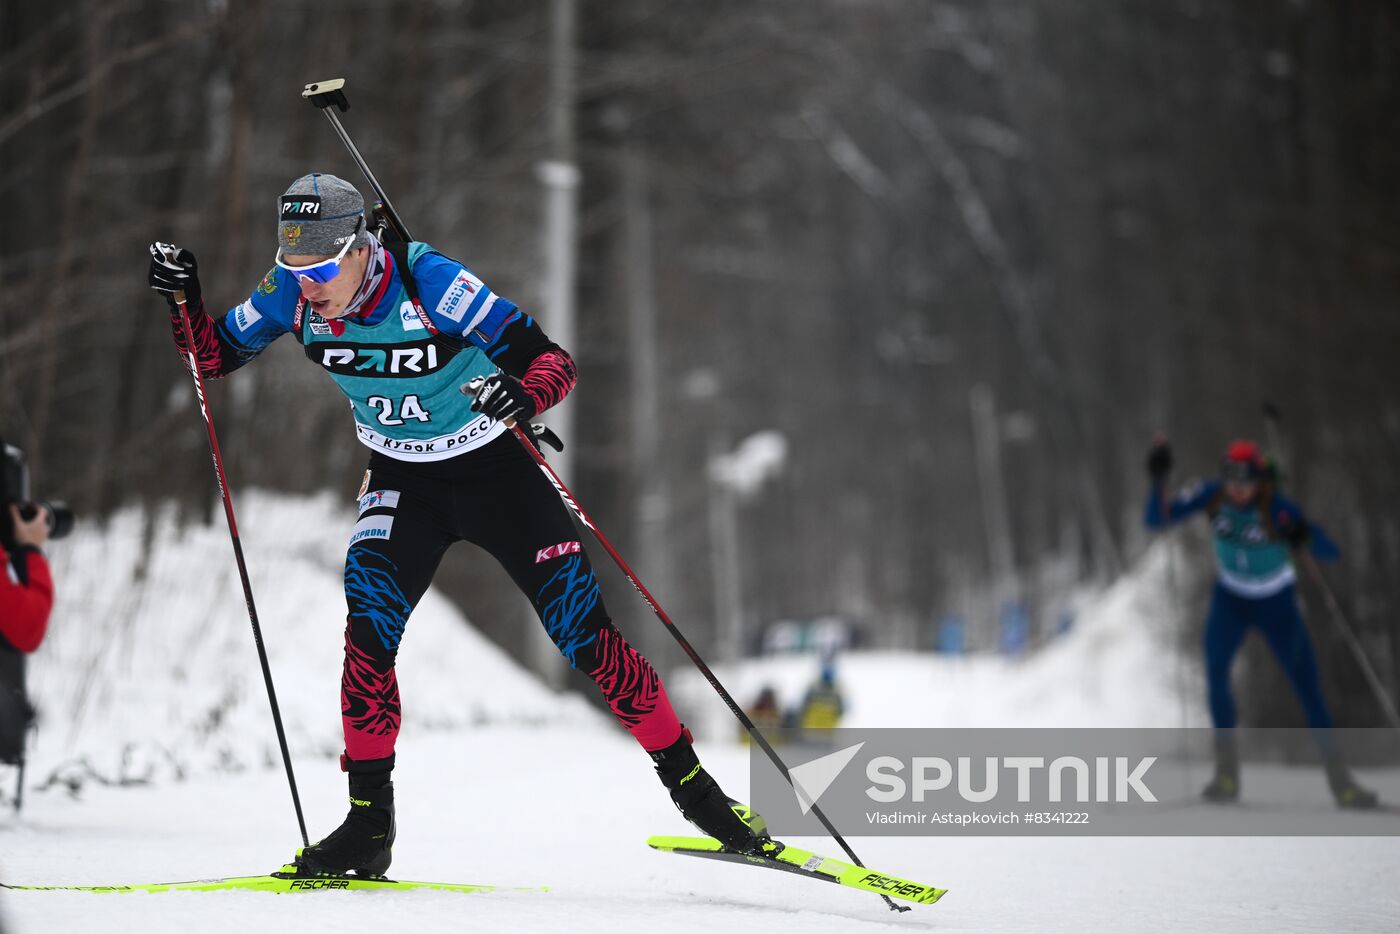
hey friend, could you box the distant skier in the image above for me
[744,686,784,740]
[798,659,845,735]
[147,173,771,876]
[1144,435,1376,808]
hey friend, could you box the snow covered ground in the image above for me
[1,497,1397,932]
[4,731,1398,934]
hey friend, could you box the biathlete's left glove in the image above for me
[469,373,538,424]
[148,242,202,309]
[1278,515,1311,548]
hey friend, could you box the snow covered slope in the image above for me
[23,491,601,789]
[673,541,1208,738]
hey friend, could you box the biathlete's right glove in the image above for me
[1146,435,1173,483]
[147,242,202,309]
[469,372,538,424]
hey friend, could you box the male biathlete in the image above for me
[147,173,769,875]
[1145,436,1376,808]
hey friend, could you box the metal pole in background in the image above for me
[970,384,1018,646]
[530,0,581,685]
[540,0,579,485]
[623,142,673,668]
[707,434,746,663]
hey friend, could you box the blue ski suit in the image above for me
[1146,480,1341,729]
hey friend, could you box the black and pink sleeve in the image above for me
[167,271,294,379]
[485,314,578,415]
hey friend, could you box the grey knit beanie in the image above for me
[277,173,370,256]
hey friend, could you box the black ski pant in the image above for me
[339,431,682,765]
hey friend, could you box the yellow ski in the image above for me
[1,866,547,895]
[647,835,945,906]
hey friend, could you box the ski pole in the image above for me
[173,292,309,847]
[464,381,908,913]
[1260,402,1400,731]
[1298,551,1400,732]
[302,79,412,243]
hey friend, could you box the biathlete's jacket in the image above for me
[168,235,575,462]
[1145,480,1340,598]
[0,543,52,653]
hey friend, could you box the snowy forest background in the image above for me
[2,0,1398,726]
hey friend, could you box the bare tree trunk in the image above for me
[27,0,109,481]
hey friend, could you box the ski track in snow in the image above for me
[1,495,1397,932]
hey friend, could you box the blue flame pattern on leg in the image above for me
[536,554,601,667]
[345,548,413,653]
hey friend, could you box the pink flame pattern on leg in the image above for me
[340,624,401,761]
[587,625,682,752]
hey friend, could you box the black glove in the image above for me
[1146,438,1173,482]
[1279,516,1311,548]
[148,242,201,307]
[468,373,538,424]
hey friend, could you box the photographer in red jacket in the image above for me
[2,437,66,782]
[1,504,53,652]
[1,505,51,777]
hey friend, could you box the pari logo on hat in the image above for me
[280,196,323,221]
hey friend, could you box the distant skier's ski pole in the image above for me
[463,380,908,913]
[1262,401,1400,732]
[1299,551,1400,732]
[173,291,309,848]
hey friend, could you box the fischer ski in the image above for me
[647,835,946,907]
[0,865,548,895]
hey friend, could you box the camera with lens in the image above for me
[1,435,75,550]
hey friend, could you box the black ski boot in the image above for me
[295,756,396,877]
[1201,771,1240,803]
[1202,731,1240,803]
[651,727,775,856]
[1326,757,1378,810]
